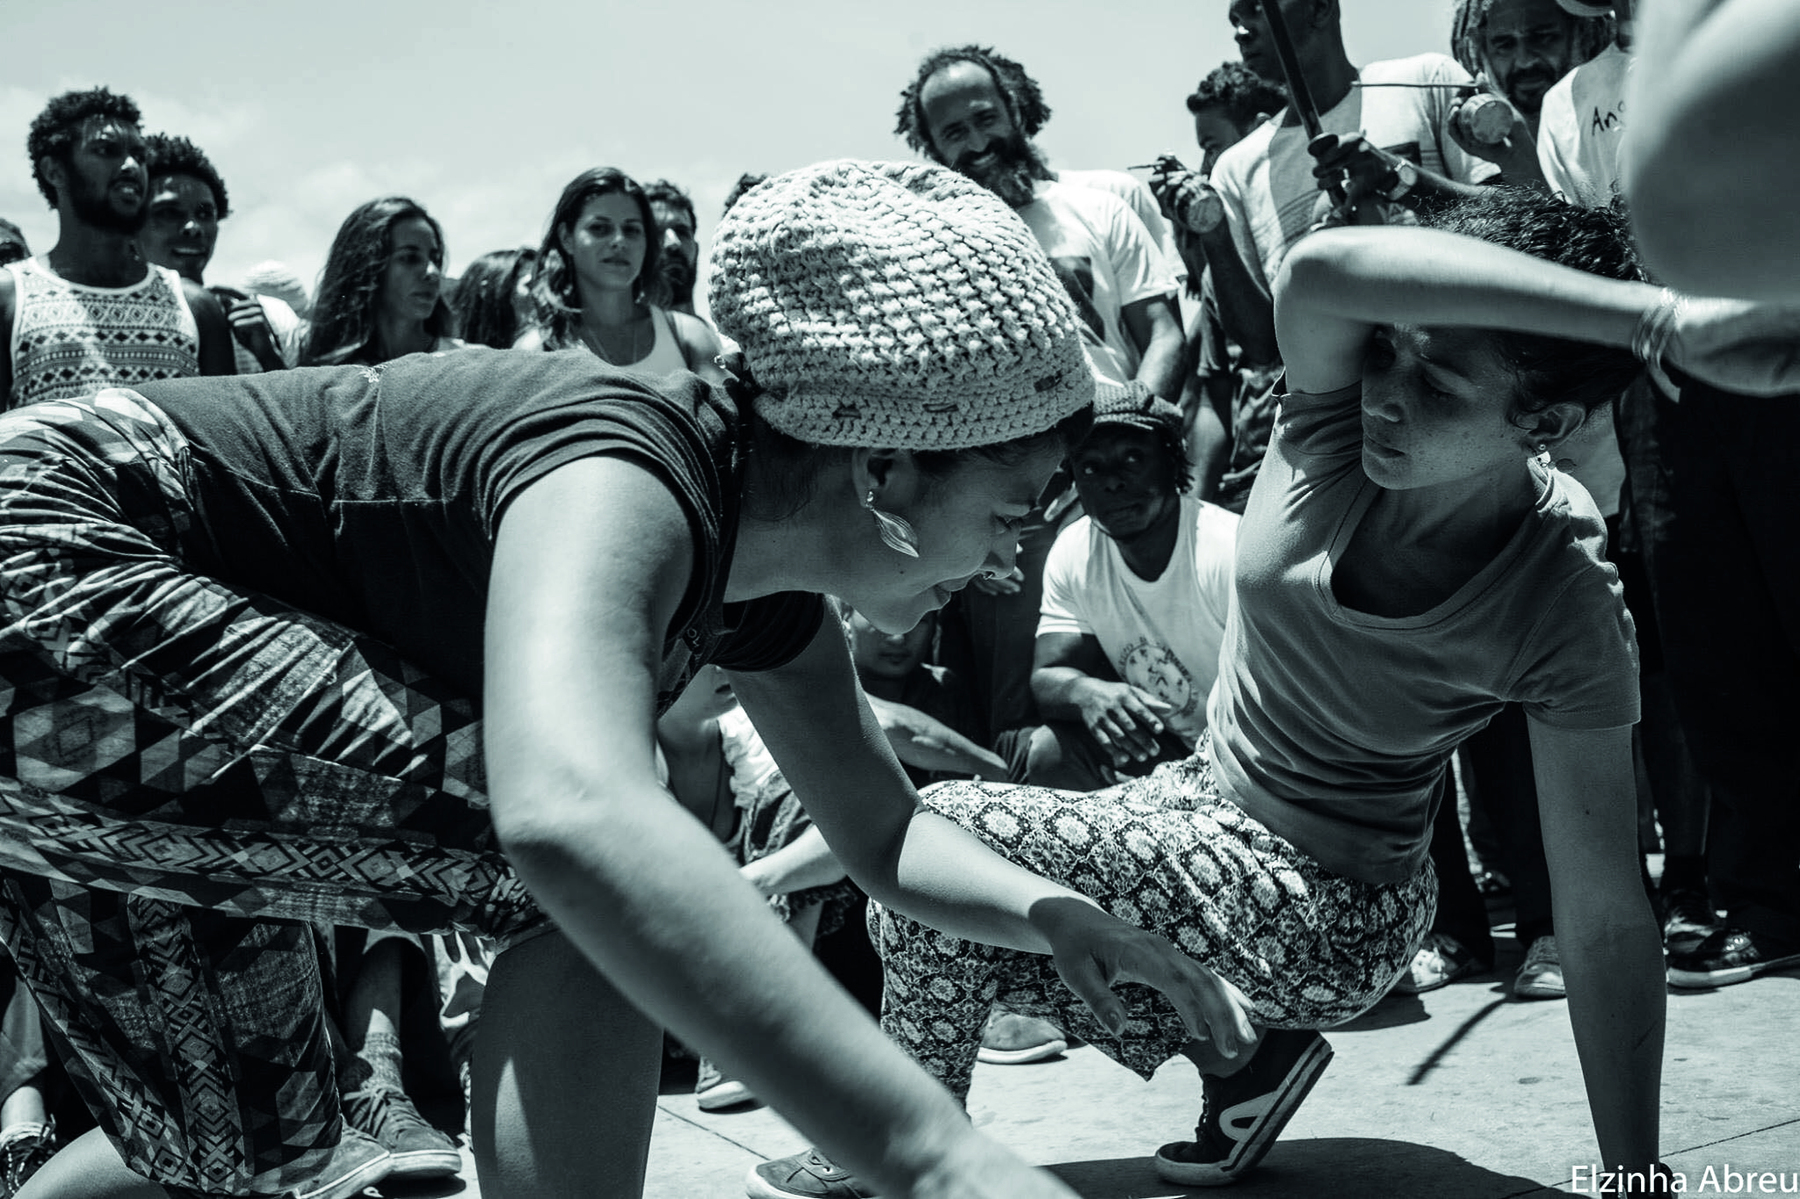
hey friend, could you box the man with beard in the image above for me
[644,179,701,317]
[1026,385,1236,792]
[139,133,305,374]
[2,89,232,409]
[897,45,1183,400]
[1449,0,1612,188]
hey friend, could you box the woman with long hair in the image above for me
[518,166,719,374]
[749,189,1800,1198]
[303,195,461,366]
[0,161,1225,1199]
[449,247,537,350]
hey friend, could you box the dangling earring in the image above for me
[862,490,920,558]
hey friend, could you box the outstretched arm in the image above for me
[486,455,1079,1197]
[1272,226,1800,396]
[1627,0,1800,301]
[1528,718,1664,1175]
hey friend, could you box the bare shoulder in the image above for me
[672,311,722,363]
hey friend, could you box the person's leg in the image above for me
[1394,771,1492,994]
[336,933,461,1181]
[1650,384,1800,980]
[470,931,662,1198]
[10,1127,166,1199]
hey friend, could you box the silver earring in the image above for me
[862,490,920,558]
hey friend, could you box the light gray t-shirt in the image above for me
[1206,383,1640,884]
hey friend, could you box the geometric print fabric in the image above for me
[0,392,542,1192]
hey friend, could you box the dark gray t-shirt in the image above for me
[139,347,822,709]
[1208,383,1640,884]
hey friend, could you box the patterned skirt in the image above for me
[871,748,1437,1103]
[0,392,544,1195]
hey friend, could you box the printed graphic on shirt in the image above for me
[1048,255,1107,343]
[1119,637,1197,722]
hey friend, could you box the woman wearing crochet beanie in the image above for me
[0,160,1229,1199]
[753,189,1800,1198]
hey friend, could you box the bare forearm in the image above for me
[1196,229,1278,364]
[1558,911,1666,1170]
[1031,666,1097,724]
[741,825,848,896]
[1279,227,1652,348]
[501,792,973,1194]
[1134,321,1186,402]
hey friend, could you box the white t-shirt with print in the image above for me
[1537,41,1631,209]
[1014,180,1178,385]
[1038,495,1238,749]
[1212,52,1500,299]
[1059,168,1185,292]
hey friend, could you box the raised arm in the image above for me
[1527,718,1664,1175]
[1272,225,1800,395]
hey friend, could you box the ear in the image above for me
[38,155,65,201]
[850,446,913,501]
[1516,400,1589,452]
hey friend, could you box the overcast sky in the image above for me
[2,0,1461,301]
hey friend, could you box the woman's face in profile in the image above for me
[845,441,1064,636]
[562,192,647,299]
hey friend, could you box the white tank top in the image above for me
[6,257,201,409]
[625,306,690,376]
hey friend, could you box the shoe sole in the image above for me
[1669,951,1800,990]
[697,1081,757,1111]
[1512,981,1566,1000]
[976,1038,1069,1065]
[1153,1036,1334,1187]
[290,1149,394,1199]
[386,1147,464,1180]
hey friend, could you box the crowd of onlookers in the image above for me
[2,0,1797,1195]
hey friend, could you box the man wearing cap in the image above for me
[1448,0,1611,190]
[1025,385,1237,791]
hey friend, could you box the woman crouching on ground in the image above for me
[0,161,1244,1199]
[750,190,1800,1198]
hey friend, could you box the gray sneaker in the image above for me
[286,1125,393,1199]
[342,1087,462,1180]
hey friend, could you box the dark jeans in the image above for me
[1631,377,1800,952]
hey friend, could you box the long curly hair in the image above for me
[1450,0,1613,84]
[894,45,1052,162]
[28,87,142,208]
[530,167,664,352]
[303,196,454,366]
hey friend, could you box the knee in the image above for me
[1023,722,1110,792]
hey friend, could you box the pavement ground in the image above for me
[402,898,1800,1198]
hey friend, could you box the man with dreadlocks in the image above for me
[1447,0,1613,189]
[894,41,1188,1079]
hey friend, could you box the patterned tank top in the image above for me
[6,257,201,409]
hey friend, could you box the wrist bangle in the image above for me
[1631,287,1687,397]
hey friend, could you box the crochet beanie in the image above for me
[708,159,1094,450]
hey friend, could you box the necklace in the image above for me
[582,315,644,365]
